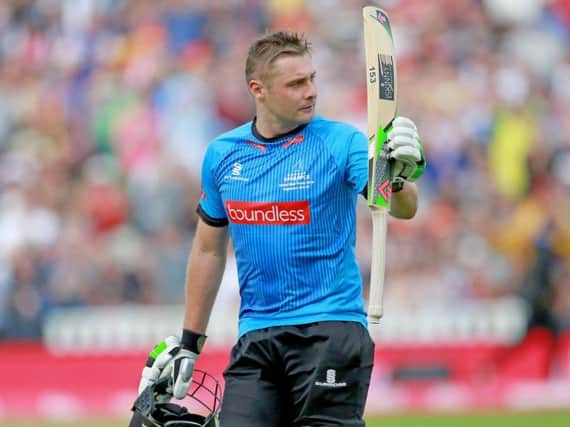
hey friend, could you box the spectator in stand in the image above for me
[0,0,568,340]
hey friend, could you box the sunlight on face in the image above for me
[262,54,317,126]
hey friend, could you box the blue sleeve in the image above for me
[198,144,227,221]
[345,131,368,193]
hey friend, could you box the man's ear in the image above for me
[248,79,265,100]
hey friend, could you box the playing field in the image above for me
[3,411,570,426]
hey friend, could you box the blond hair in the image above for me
[245,31,312,82]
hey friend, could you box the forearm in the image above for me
[389,182,418,219]
[183,225,228,334]
[139,220,228,403]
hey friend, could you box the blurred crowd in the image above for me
[0,0,569,340]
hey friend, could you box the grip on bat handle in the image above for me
[367,209,387,324]
[368,313,383,324]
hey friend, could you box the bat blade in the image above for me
[363,6,398,323]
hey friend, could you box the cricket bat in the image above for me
[362,6,398,323]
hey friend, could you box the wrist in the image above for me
[181,329,207,354]
[391,181,405,193]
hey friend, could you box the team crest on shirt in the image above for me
[279,160,315,191]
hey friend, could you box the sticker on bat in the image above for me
[378,54,394,100]
[369,9,393,36]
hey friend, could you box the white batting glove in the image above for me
[169,329,206,400]
[170,348,199,399]
[138,335,180,403]
[138,335,201,401]
[387,116,425,185]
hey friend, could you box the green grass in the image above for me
[3,411,570,426]
[369,411,570,426]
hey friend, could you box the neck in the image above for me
[255,112,301,139]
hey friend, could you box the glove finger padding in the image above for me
[387,129,421,163]
[391,116,418,131]
[139,336,181,395]
[392,159,417,182]
[387,126,419,143]
[389,143,422,163]
[171,349,199,399]
[386,116,426,183]
[151,336,181,378]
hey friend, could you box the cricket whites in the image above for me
[362,6,398,323]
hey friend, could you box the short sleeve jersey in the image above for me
[198,116,369,337]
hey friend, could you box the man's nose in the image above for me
[305,81,316,99]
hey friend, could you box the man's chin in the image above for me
[297,110,315,123]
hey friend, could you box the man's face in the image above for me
[260,54,317,126]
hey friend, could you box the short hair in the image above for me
[245,31,312,83]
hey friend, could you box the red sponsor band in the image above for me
[225,200,310,225]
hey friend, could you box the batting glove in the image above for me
[138,335,181,403]
[386,116,426,189]
[138,331,204,401]
[170,329,206,399]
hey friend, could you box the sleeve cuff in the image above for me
[196,204,228,227]
[360,183,368,200]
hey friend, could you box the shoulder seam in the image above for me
[304,125,347,182]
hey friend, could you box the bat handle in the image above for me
[368,208,388,324]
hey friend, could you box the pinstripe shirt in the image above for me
[198,116,369,337]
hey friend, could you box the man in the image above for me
[137,31,425,426]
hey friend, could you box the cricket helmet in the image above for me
[129,369,222,427]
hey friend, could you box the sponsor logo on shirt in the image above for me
[224,162,249,182]
[279,160,315,191]
[314,369,347,388]
[225,200,310,225]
